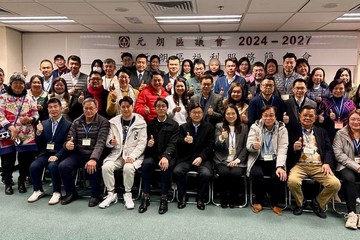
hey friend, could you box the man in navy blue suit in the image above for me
[27,98,71,205]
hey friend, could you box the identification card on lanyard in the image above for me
[82,124,93,146]
[264,154,273,161]
[354,140,360,163]
[46,142,55,151]
[334,120,344,129]
[332,97,344,127]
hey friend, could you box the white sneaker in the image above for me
[99,193,118,209]
[27,190,44,203]
[123,192,134,209]
[345,211,358,230]
[48,192,61,205]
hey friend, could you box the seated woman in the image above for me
[318,78,356,141]
[214,104,248,208]
[333,109,360,229]
[352,84,360,109]
[246,105,288,215]
[224,82,248,124]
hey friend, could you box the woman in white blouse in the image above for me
[166,77,188,125]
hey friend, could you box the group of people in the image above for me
[0,51,360,230]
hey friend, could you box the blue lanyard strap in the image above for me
[354,139,360,156]
[82,124,93,138]
[331,97,344,118]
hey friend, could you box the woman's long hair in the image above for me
[222,104,242,134]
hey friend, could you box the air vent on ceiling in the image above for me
[143,1,195,14]
[125,17,143,24]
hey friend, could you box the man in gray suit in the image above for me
[190,74,224,125]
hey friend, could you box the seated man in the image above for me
[139,98,179,214]
[100,96,147,210]
[28,98,71,204]
[173,103,214,210]
[59,98,110,207]
[287,105,341,218]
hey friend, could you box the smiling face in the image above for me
[83,101,98,119]
[225,107,237,125]
[299,108,316,129]
[332,83,345,98]
[190,106,203,124]
[182,61,191,74]
[292,81,307,100]
[209,59,220,73]
[88,73,103,89]
[118,72,130,89]
[261,108,276,128]
[230,86,243,101]
[11,80,25,94]
[120,101,133,120]
[151,74,164,91]
[283,57,296,74]
[312,69,324,85]
[30,77,42,93]
[151,58,160,71]
[225,60,236,77]
[297,62,309,77]
[266,62,277,75]
[167,59,180,76]
[339,70,350,83]
[174,80,186,96]
[68,59,80,75]
[48,102,62,119]
[103,62,116,77]
[40,61,53,78]
[54,80,65,94]
[349,112,360,132]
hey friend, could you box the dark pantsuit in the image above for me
[58,152,101,198]
[29,155,61,193]
[215,163,245,201]
[173,161,213,202]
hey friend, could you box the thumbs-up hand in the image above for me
[66,136,75,150]
[241,112,248,123]
[207,105,214,116]
[252,136,261,150]
[109,86,118,102]
[184,131,193,144]
[283,112,289,124]
[329,109,336,120]
[188,84,194,94]
[70,85,78,95]
[144,105,150,115]
[294,137,303,151]
[166,82,172,91]
[139,81,147,91]
[109,84,115,91]
[318,112,325,123]
[147,134,155,147]
[110,135,117,146]
[78,91,84,104]
[219,87,224,96]
[220,128,228,141]
[248,93,254,101]
[315,94,322,103]
[36,120,43,133]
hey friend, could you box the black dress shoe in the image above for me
[138,198,150,213]
[159,199,168,214]
[197,200,205,210]
[220,197,228,208]
[18,180,27,193]
[229,202,235,209]
[293,206,303,215]
[61,193,78,205]
[311,199,327,219]
[177,199,186,209]
[5,185,13,195]
[88,197,100,207]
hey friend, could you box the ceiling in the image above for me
[0,0,360,33]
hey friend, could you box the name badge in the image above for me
[334,121,343,129]
[46,143,55,151]
[82,138,91,146]
[281,94,289,101]
[264,154,273,161]
[303,147,315,154]
[229,148,235,155]
[355,157,360,163]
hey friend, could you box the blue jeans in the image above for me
[58,152,101,198]
[29,155,61,193]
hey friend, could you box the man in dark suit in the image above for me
[27,98,71,205]
[162,55,180,94]
[283,78,317,138]
[129,53,151,90]
[190,74,224,125]
[287,105,341,218]
[173,103,215,210]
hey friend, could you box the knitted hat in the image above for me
[9,72,26,85]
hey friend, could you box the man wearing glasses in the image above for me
[248,76,285,126]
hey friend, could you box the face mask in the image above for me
[93,67,102,73]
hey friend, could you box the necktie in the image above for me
[194,125,198,136]
[138,73,143,83]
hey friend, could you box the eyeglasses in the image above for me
[89,78,102,82]
[262,84,274,88]
[294,87,306,91]
[202,83,212,87]
[156,104,167,109]
[191,111,203,115]
[84,107,96,111]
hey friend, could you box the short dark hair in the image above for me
[121,52,133,60]
[154,97,168,108]
[200,74,213,84]
[89,71,102,78]
[54,54,65,61]
[40,59,53,68]
[262,75,275,83]
[299,105,316,114]
[67,55,81,65]
[119,96,133,106]
[292,78,307,87]
[47,97,62,106]
[193,58,206,69]
[261,105,277,114]
[150,70,163,79]
[167,55,180,63]
[189,102,203,112]
[224,58,237,66]
[116,67,131,78]
[283,52,297,61]
[136,53,148,62]
[252,61,265,69]
[329,78,345,92]
[150,55,160,63]
[296,58,310,74]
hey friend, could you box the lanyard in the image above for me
[261,95,274,107]
[331,97,344,118]
[354,139,360,156]
[302,128,313,145]
[82,124,93,138]
[229,132,235,148]
[52,121,58,138]
[263,130,273,153]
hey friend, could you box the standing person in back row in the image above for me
[273,53,303,101]
[62,55,88,100]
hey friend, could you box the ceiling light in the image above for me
[2,20,75,23]
[336,12,360,21]
[322,3,340,8]
[0,16,68,20]
[155,15,241,24]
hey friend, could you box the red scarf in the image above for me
[87,86,104,111]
